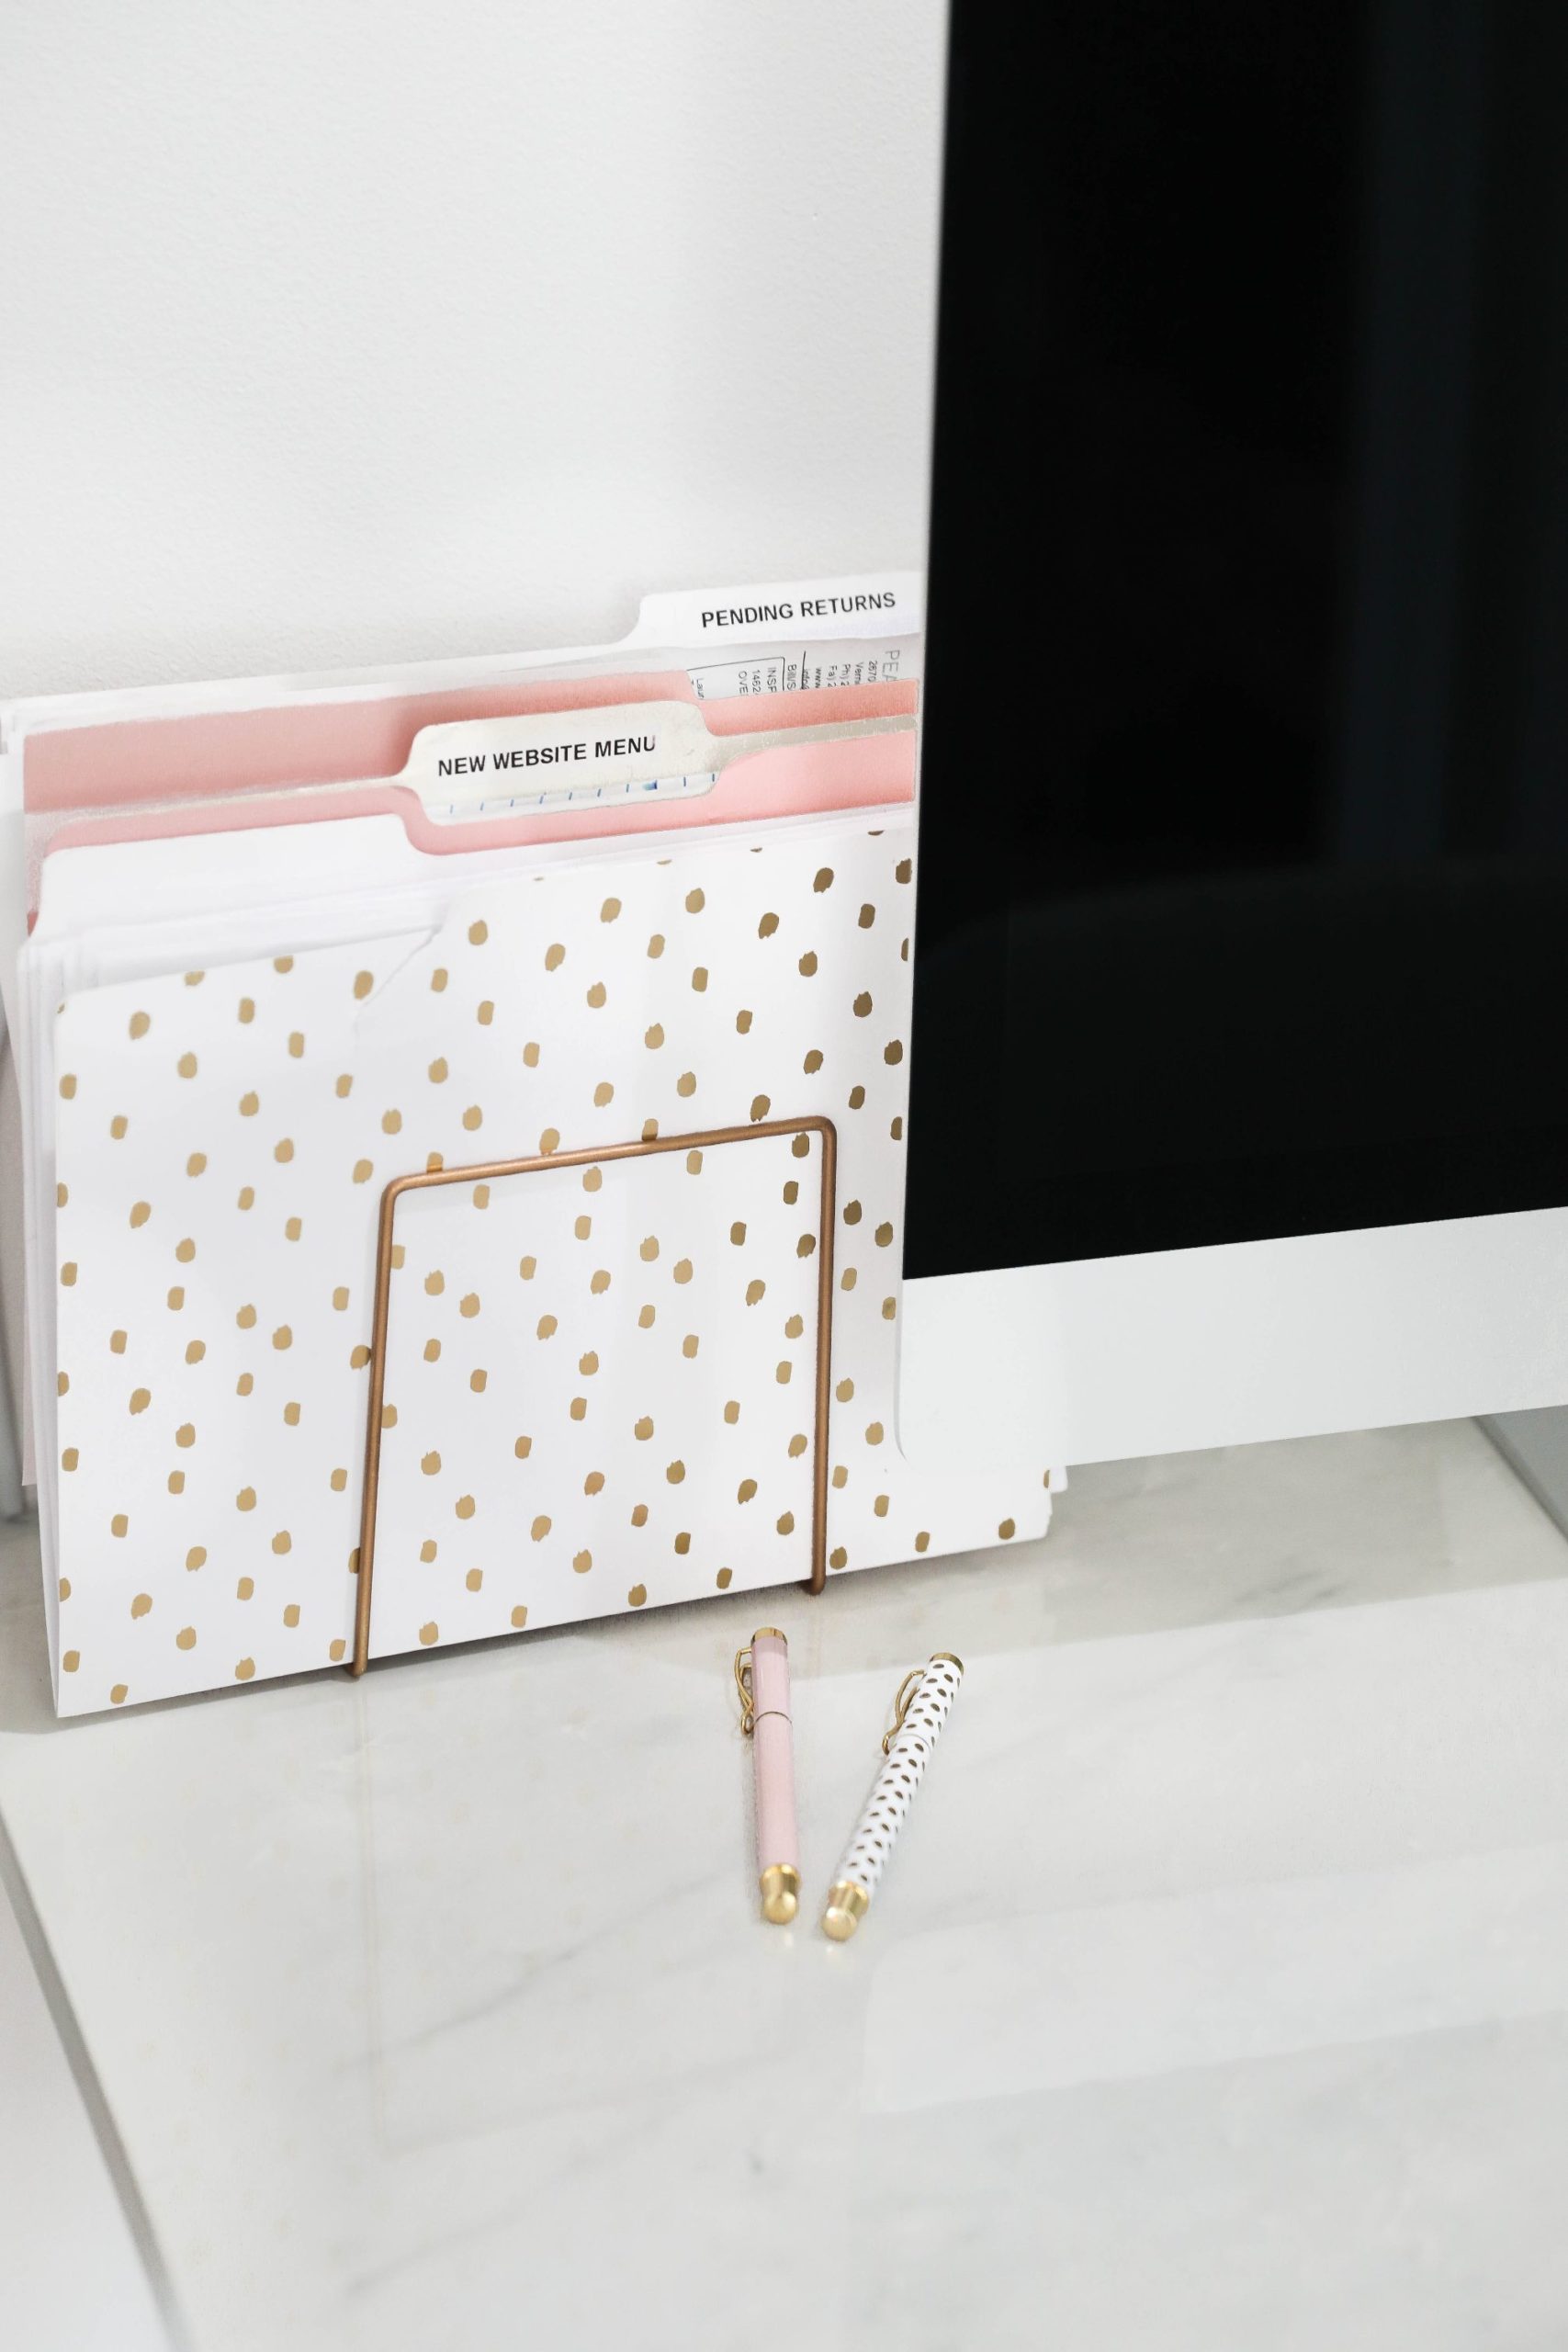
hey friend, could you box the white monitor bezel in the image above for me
[899,1205,1568,1468]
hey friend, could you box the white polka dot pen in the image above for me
[822,1653,964,1939]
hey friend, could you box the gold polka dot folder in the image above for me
[43,820,1051,1712]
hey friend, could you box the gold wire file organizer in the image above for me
[350,1116,838,1674]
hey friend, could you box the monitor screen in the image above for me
[908,1,1568,1283]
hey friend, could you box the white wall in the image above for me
[0,0,946,698]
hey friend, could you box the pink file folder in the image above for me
[24,670,917,912]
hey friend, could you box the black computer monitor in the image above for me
[910,0,1568,1296]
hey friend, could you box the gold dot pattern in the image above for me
[47,831,1050,1709]
[835,1654,963,1900]
[368,1128,823,1659]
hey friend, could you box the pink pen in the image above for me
[736,1628,801,1924]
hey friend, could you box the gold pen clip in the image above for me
[882,1665,924,1754]
[880,1652,964,1753]
[736,1627,789,1736]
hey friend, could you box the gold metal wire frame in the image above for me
[350,1117,838,1675]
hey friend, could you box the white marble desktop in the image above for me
[4,1417,1568,2351]
[0,1853,168,2352]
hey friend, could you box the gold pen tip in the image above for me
[760,1863,800,1925]
[821,1879,870,1941]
